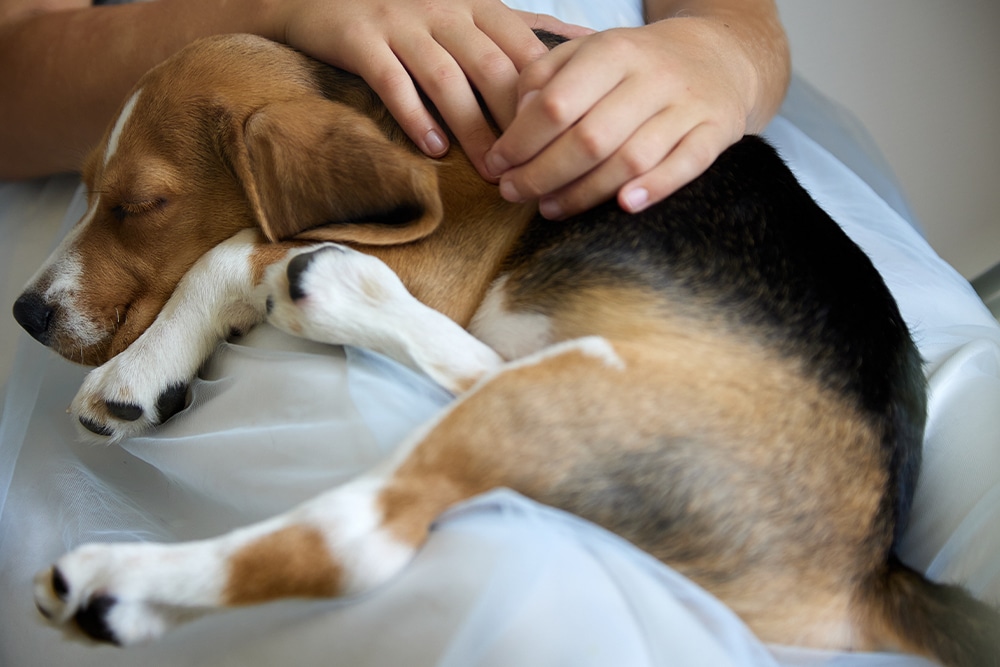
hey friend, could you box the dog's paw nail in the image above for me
[36,600,53,619]
[52,567,70,601]
[155,383,188,423]
[74,594,120,645]
[106,401,143,422]
[79,416,114,437]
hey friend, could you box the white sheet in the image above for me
[1,4,998,665]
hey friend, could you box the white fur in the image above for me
[35,467,415,644]
[560,336,626,371]
[297,476,415,595]
[104,89,142,166]
[34,540,228,644]
[23,201,107,350]
[265,244,504,393]
[71,229,272,441]
[468,275,554,361]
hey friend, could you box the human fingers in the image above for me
[391,32,499,177]
[538,119,736,220]
[431,8,532,131]
[438,7,591,132]
[484,35,620,178]
[511,10,596,41]
[354,39,452,159]
[616,124,735,214]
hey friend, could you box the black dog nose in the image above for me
[12,292,54,345]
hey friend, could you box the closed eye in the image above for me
[111,197,168,221]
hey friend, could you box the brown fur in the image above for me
[226,526,343,605]
[37,35,533,365]
[377,317,888,648]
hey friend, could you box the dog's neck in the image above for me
[364,153,537,327]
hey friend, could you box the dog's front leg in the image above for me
[71,230,294,441]
[264,244,504,394]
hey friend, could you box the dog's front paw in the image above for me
[34,544,195,646]
[264,244,413,346]
[70,352,189,442]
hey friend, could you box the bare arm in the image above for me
[0,0,588,181]
[0,0,279,179]
[644,0,790,133]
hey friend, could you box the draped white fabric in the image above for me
[0,2,997,665]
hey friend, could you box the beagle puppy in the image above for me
[13,33,997,664]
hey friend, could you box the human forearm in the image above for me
[644,0,790,132]
[0,0,587,181]
[0,0,281,179]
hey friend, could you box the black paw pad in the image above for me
[286,252,319,302]
[74,594,120,645]
[106,401,143,422]
[79,417,114,437]
[155,383,188,423]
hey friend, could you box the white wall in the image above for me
[775,1,1000,280]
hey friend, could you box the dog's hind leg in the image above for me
[32,337,631,645]
[35,333,871,649]
[263,244,504,394]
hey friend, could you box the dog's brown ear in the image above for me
[229,97,443,245]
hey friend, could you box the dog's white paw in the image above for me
[264,244,413,347]
[33,543,204,646]
[70,349,189,442]
[264,244,503,393]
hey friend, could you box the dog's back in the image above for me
[467,135,996,661]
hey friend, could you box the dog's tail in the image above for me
[862,556,1000,666]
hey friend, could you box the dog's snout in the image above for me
[13,293,55,345]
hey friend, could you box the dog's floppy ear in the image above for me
[229,97,443,245]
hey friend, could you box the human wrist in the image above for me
[646,17,759,130]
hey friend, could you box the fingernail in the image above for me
[424,130,447,156]
[499,179,522,202]
[539,197,563,220]
[485,151,510,177]
[622,187,649,213]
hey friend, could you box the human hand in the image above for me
[274,0,591,180]
[484,18,759,219]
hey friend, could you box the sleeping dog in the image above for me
[13,33,997,664]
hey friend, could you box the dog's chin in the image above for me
[50,302,165,367]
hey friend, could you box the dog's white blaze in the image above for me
[31,200,107,346]
[43,256,105,347]
[469,275,553,361]
[23,197,97,289]
[104,89,142,166]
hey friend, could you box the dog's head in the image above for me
[13,34,451,365]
